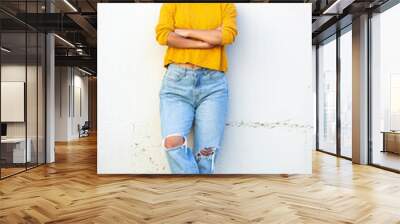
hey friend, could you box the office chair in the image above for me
[79,121,90,138]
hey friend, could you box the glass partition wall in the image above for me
[0,2,46,179]
[0,31,27,177]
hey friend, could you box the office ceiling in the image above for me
[0,0,395,74]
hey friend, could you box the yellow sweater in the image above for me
[155,3,237,72]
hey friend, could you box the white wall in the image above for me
[1,65,40,138]
[98,3,313,174]
[55,67,89,141]
[55,67,69,141]
[1,65,29,141]
[72,72,89,138]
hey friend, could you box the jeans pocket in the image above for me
[165,69,185,82]
[207,70,225,80]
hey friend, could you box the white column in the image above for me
[352,14,369,164]
[46,32,55,163]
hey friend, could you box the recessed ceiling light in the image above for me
[323,0,354,15]
[63,0,78,12]
[54,34,75,48]
[1,47,11,53]
[78,67,93,76]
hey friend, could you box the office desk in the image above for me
[1,138,32,163]
[382,131,400,154]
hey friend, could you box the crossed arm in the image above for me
[155,4,237,49]
[167,27,222,49]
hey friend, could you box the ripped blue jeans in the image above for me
[160,64,228,174]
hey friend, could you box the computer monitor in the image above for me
[1,123,7,137]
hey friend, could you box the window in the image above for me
[339,29,352,158]
[318,37,337,155]
[370,3,400,171]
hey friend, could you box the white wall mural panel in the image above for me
[97,3,313,174]
[1,82,25,122]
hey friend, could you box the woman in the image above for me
[155,3,237,174]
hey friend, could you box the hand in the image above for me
[197,41,214,49]
[216,26,222,31]
[174,29,191,38]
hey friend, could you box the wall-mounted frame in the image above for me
[1,82,25,122]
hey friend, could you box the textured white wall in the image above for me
[98,3,313,174]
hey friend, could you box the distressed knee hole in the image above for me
[197,147,216,159]
[163,136,185,149]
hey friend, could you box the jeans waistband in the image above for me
[168,63,223,74]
